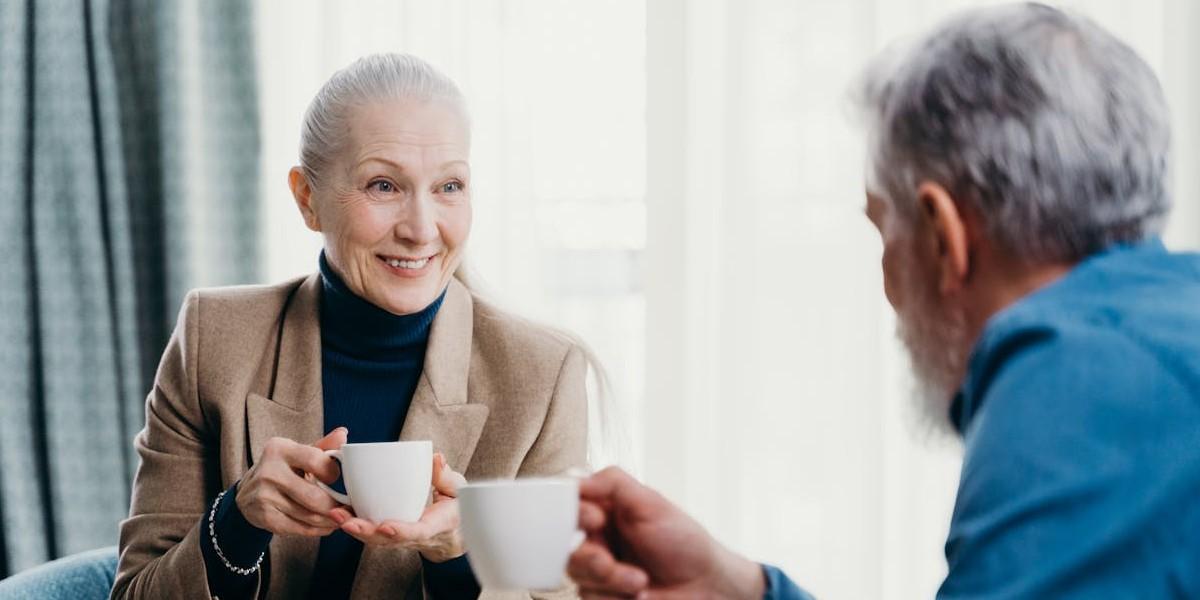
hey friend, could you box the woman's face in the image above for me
[292,98,472,315]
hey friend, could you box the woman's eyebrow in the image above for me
[355,156,407,171]
[437,160,470,171]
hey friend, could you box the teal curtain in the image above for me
[0,0,259,575]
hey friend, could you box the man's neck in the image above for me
[962,248,1076,344]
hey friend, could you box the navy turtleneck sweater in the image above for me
[199,255,480,599]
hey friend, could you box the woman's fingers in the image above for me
[432,453,445,484]
[280,475,341,515]
[419,496,459,532]
[266,505,337,537]
[314,427,348,451]
[269,489,339,529]
[431,452,467,497]
[329,506,355,524]
[339,504,459,547]
[237,434,353,536]
[256,455,342,516]
[363,499,457,543]
[281,441,342,485]
[339,517,410,546]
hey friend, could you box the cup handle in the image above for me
[570,530,586,551]
[312,449,352,506]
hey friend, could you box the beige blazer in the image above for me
[111,275,587,599]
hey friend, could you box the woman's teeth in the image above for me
[385,257,430,269]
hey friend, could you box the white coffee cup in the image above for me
[458,478,584,591]
[314,440,432,523]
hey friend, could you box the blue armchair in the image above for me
[0,547,118,600]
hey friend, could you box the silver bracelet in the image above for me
[208,489,266,576]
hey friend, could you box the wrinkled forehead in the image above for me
[342,98,471,164]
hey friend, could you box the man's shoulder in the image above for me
[947,250,1200,596]
[961,274,1200,440]
[969,243,1200,406]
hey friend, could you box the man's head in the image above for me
[857,3,1172,431]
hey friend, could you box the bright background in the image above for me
[255,1,1200,598]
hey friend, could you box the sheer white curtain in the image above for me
[255,1,1200,598]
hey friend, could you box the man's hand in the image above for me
[567,466,766,600]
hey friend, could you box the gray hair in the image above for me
[856,2,1171,263]
[299,53,469,189]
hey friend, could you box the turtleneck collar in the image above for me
[318,252,445,359]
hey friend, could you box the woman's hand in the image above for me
[329,452,468,562]
[235,428,348,536]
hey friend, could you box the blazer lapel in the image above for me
[398,279,490,471]
[351,278,491,599]
[245,273,325,599]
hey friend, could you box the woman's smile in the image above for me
[376,252,439,279]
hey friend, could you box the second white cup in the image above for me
[314,440,432,523]
[459,478,584,591]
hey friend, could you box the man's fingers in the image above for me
[579,591,641,600]
[568,540,649,594]
[581,466,675,524]
[579,466,635,500]
[641,590,704,600]
[579,500,607,532]
[580,467,654,507]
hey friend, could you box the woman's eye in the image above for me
[440,181,463,194]
[368,180,396,194]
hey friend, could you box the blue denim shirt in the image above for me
[765,239,1200,599]
[762,564,815,599]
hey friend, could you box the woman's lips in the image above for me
[377,253,437,278]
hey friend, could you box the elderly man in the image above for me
[568,3,1200,599]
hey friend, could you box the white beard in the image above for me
[893,248,970,438]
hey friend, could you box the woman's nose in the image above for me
[393,193,438,245]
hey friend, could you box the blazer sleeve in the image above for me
[111,292,260,600]
[517,343,589,477]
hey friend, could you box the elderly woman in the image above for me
[110,54,589,599]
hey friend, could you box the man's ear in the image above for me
[916,181,969,295]
[289,167,322,232]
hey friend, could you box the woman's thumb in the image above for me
[315,427,348,450]
[433,452,467,497]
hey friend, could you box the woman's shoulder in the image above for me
[176,274,314,343]
[185,275,309,316]
[467,292,581,371]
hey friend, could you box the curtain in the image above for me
[0,0,259,575]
